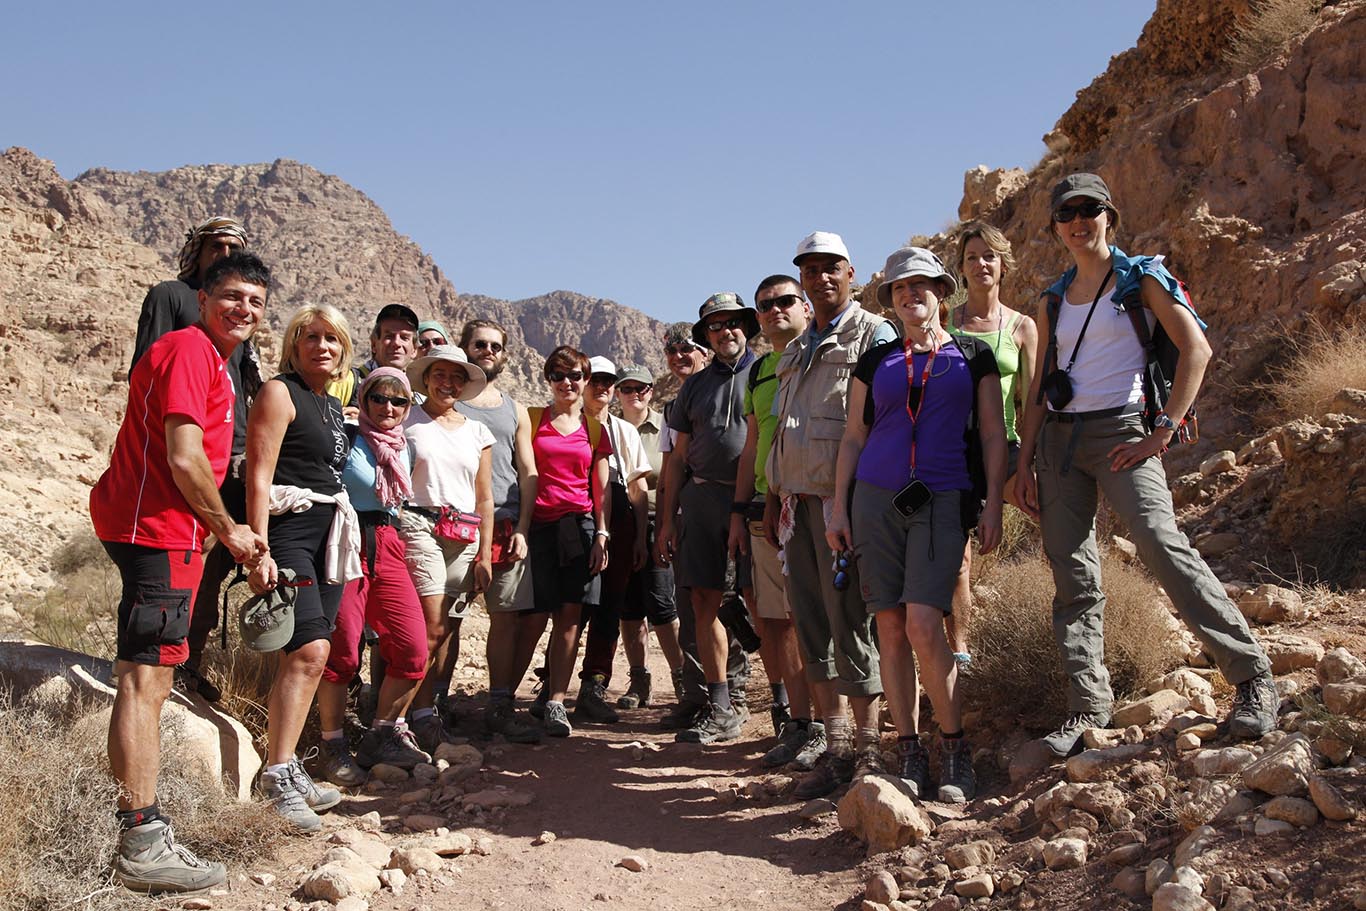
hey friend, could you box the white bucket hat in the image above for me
[405,345,488,401]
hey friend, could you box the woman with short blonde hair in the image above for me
[278,303,354,382]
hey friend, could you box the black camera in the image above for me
[892,479,932,518]
[1041,369,1075,411]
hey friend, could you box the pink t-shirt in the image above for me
[531,412,613,524]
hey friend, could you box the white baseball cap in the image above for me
[588,356,618,380]
[793,231,850,265]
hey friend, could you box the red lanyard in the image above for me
[902,335,941,476]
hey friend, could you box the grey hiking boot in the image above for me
[617,668,653,709]
[937,736,976,804]
[112,819,226,894]
[1041,711,1111,758]
[660,700,707,731]
[258,764,323,832]
[793,743,855,799]
[485,698,542,744]
[356,724,432,770]
[731,689,751,725]
[574,674,620,723]
[761,719,813,768]
[1228,671,1279,739]
[315,738,367,787]
[289,755,341,812]
[675,704,743,744]
[853,743,888,780]
[543,700,573,737]
[791,721,827,771]
[897,737,932,799]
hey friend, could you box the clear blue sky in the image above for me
[3,2,1154,323]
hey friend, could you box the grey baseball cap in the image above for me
[1050,172,1113,210]
[875,246,957,309]
[616,364,654,385]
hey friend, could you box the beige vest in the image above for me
[768,302,889,497]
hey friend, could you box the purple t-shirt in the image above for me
[853,339,997,492]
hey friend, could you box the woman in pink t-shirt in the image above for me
[520,346,611,738]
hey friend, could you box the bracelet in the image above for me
[594,529,611,540]
[729,503,749,515]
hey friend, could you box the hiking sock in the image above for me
[707,681,734,713]
[856,725,880,751]
[264,762,290,777]
[770,683,788,707]
[630,664,649,676]
[897,734,919,746]
[410,707,436,722]
[375,719,396,729]
[825,715,851,751]
[941,729,965,740]
[116,802,164,830]
[320,730,344,742]
[490,688,512,701]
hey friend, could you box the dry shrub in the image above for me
[0,694,286,911]
[1225,0,1323,72]
[964,547,1184,729]
[1271,319,1366,419]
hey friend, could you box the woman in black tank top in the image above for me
[244,303,354,831]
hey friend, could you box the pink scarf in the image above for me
[357,368,414,508]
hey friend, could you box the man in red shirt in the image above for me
[90,251,270,894]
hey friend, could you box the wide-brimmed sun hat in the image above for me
[875,246,958,309]
[691,292,760,349]
[405,344,487,401]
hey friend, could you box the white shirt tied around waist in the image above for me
[268,485,361,584]
[1051,287,1156,413]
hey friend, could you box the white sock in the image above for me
[265,762,290,776]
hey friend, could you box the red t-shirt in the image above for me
[531,412,613,524]
[91,324,235,551]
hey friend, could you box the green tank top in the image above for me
[950,305,1022,443]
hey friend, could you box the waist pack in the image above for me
[432,507,482,544]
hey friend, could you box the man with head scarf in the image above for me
[130,216,261,702]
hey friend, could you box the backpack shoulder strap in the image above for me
[585,414,603,451]
[528,406,545,428]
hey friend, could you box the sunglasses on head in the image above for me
[1052,200,1108,223]
[472,339,504,353]
[757,293,803,314]
[547,370,584,383]
[367,392,411,407]
[618,383,652,395]
[706,317,746,333]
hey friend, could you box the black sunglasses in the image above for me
[367,393,411,408]
[757,293,803,314]
[706,317,746,333]
[1052,200,1108,223]
[547,370,584,383]
[472,339,504,353]
[665,343,699,356]
[618,383,652,395]
[832,551,854,592]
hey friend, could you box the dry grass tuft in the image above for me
[0,694,287,911]
[964,547,1184,729]
[1271,319,1366,419]
[1225,0,1323,72]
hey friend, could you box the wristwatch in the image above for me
[1154,412,1177,432]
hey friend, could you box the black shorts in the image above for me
[528,514,601,614]
[620,520,678,625]
[268,506,344,652]
[103,541,204,667]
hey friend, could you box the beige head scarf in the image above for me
[176,216,249,282]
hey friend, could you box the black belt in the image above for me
[358,511,397,577]
[357,510,395,527]
[1046,405,1142,474]
[405,505,441,521]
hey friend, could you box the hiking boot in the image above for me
[675,704,743,744]
[660,700,707,731]
[485,698,542,744]
[854,743,888,779]
[670,668,684,703]
[258,765,323,831]
[410,714,456,754]
[289,755,341,812]
[173,665,221,703]
[793,745,855,799]
[356,724,432,770]
[731,689,750,725]
[770,702,792,738]
[937,737,976,804]
[617,668,653,709]
[111,819,226,894]
[762,719,813,768]
[315,738,367,787]
[897,737,932,799]
[543,700,573,737]
[1041,711,1111,758]
[529,686,549,721]
[1228,671,1279,739]
[791,721,827,772]
[574,674,620,724]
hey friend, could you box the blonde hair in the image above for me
[955,221,1016,278]
[279,303,354,382]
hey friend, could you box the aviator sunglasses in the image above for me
[1052,200,1109,223]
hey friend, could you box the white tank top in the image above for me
[1052,288,1154,413]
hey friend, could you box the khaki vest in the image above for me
[768,302,890,497]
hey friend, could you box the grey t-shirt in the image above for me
[665,349,755,484]
[455,393,520,521]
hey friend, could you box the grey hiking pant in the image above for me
[1037,412,1270,716]
[786,494,882,697]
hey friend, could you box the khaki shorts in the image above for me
[398,509,478,615]
[485,557,534,613]
[747,521,790,620]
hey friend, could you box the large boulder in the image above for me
[837,774,934,854]
[0,639,260,800]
